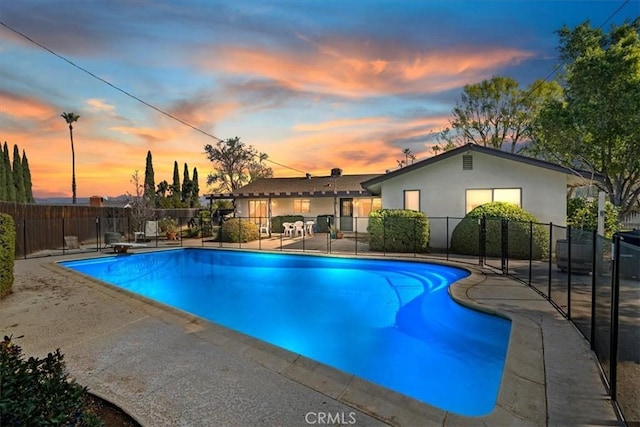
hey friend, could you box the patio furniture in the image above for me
[293,221,305,237]
[305,221,315,236]
[259,222,270,234]
[282,222,294,237]
[104,231,146,253]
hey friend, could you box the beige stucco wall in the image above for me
[379,151,568,248]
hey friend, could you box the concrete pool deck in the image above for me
[1,248,619,426]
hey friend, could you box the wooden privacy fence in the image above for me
[0,202,203,257]
[0,202,128,257]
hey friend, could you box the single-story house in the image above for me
[361,143,600,248]
[206,169,382,233]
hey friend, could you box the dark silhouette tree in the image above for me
[12,145,26,203]
[191,167,200,207]
[61,112,80,204]
[0,143,5,201]
[22,150,34,203]
[181,163,191,206]
[3,142,15,202]
[144,150,156,208]
[171,161,181,206]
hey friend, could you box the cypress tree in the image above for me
[3,142,16,202]
[171,161,181,207]
[181,163,191,206]
[12,145,26,203]
[143,150,155,207]
[0,143,6,201]
[191,167,199,207]
[22,149,34,203]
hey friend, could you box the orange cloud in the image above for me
[197,42,533,98]
[0,91,58,119]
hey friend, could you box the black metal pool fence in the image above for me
[11,214,640,425]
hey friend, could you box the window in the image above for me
[248,200,267,222]
[404,190,420,211]
[465,188,521,213]
[356,198,382,217]
[293,199,311,213]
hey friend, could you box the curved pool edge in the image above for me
[48,250,546,426]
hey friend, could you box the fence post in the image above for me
[446,217,450,261]
[528,221,533,286]
[413,217,417,258]
[354,217,358,256]
[548,222,553,299]
[590,229,597,348]
[95,217,100,252]
[501,219,508,272]
[23,218,27,260]
[609,234,621,401]
[62,218,66,255]
[567,225,572,320]
[478,215,486,266]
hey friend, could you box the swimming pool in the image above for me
[61,248,511,416]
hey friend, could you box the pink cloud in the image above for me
[196,42,533,98]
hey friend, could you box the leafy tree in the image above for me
[529,20,640,216]
[204,137,273,193]
[191,167,200,207]
[181,163,192,206]
[143,150,156,208]
[171,161,181,206]
[61,112,80,204]
[3,142,15,202]
[21,150,34,203]
[156,180,169,198]
[0,143,5,201]
[126,170,155,233]
[567,196,619,238]
[441,76,562,153]
[11,145,26,203]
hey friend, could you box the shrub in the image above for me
[0,213,15,298]
[0,335,103,426]
[450,202,549,259]
[567,196,620,238]
[270,215,304,234]
[367,209,429,253]
[220,218,259,243]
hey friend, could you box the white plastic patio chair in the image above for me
[282,222,294,237]
[293,221,305,237]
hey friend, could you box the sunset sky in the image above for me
[0,1,636,199]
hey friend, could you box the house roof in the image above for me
[205,173,382,200]
[361,143,604,190]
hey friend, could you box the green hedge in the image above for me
[0,213,15,298]
[220,218,259,243]
[450,202,549,259]
[367,209,429,253]
[271,215,304,234]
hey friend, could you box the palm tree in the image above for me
[61,112,80,204]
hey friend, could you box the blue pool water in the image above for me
[61,249,511,416]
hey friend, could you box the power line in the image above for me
[0,20,309,176]
[521,0,631,102]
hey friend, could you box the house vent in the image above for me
[462,154,473,170]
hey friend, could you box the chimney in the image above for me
[330,168,342,177]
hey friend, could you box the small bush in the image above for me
[220,218,259,243]
[367,209,429,253]
[0,213,16,298]
[567,196,620,238]
[0,335,103,426]
[450,202,549,259]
